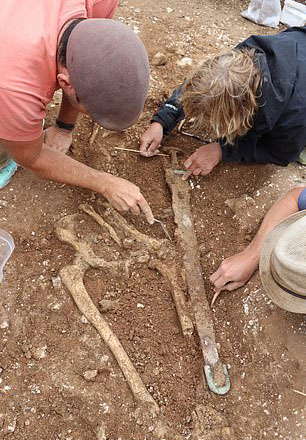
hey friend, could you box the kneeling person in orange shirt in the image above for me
[0,0,154,224]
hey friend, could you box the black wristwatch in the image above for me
[55,119,75,131]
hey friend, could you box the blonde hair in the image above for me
[181,48,262,144]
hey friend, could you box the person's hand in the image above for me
[210,249,259,294]
[182,142,222,180]
[139,122,163,157]
[102,174,154,224]
[44,126,73,154]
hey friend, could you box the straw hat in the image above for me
[259,211,306,314]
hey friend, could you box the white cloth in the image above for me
[241,0,281,28]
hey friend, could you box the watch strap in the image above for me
[55,119,75,131]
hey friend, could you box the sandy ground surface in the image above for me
[0,1,305,439]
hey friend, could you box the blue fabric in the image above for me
[298,188,306,211]
[0,159,18,189]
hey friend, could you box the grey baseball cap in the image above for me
[67,19,150,130]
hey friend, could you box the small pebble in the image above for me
[83,369,98,381]
[99,299,119,312]
[0,320,9,329]
[81,315,89,324]
[51,276,62,289]
[33,345,47,360]
[49,301,63,312]
[152,52,167,66]
[177,57,193,67]
[7,419,16,433]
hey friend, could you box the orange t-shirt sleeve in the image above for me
[88,0,118,18]
[0,88,44,141]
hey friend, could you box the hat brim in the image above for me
[259,211,306,314]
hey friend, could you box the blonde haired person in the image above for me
[140,26,306,176]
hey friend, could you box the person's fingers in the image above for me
[139,136,151,155]
[130,203,141,216]
[138,196,154,224]
[193,167,202,176]
[200,167,211,176]
[220,281,244,292]
[112,200,128,212]
[184,156,194,169]
[210,268,222,284]
[213,274,229,290]
[147,139,161,154]
[211,281,243,307]
[140,150,152,157]
[182,170,193,181]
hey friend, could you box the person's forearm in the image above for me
[57,92,79,125]
[28,145,110,193]
[246,187,303,259]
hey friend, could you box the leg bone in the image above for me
[150,260,194,337]
[60,259,159,415]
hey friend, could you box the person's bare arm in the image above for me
[1,136,154,223]
[210,187,305,293]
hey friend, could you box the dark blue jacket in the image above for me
[152,26,306,165]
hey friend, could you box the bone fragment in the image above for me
[99,202,164,250]
[56,215,120,273]
[56,217,159,412]
[80,204,121,246]
[56,213,186,438]
[150,259,194,336]
[96,424,106,440]
[60,260,159,414]
[89,123,100,145]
